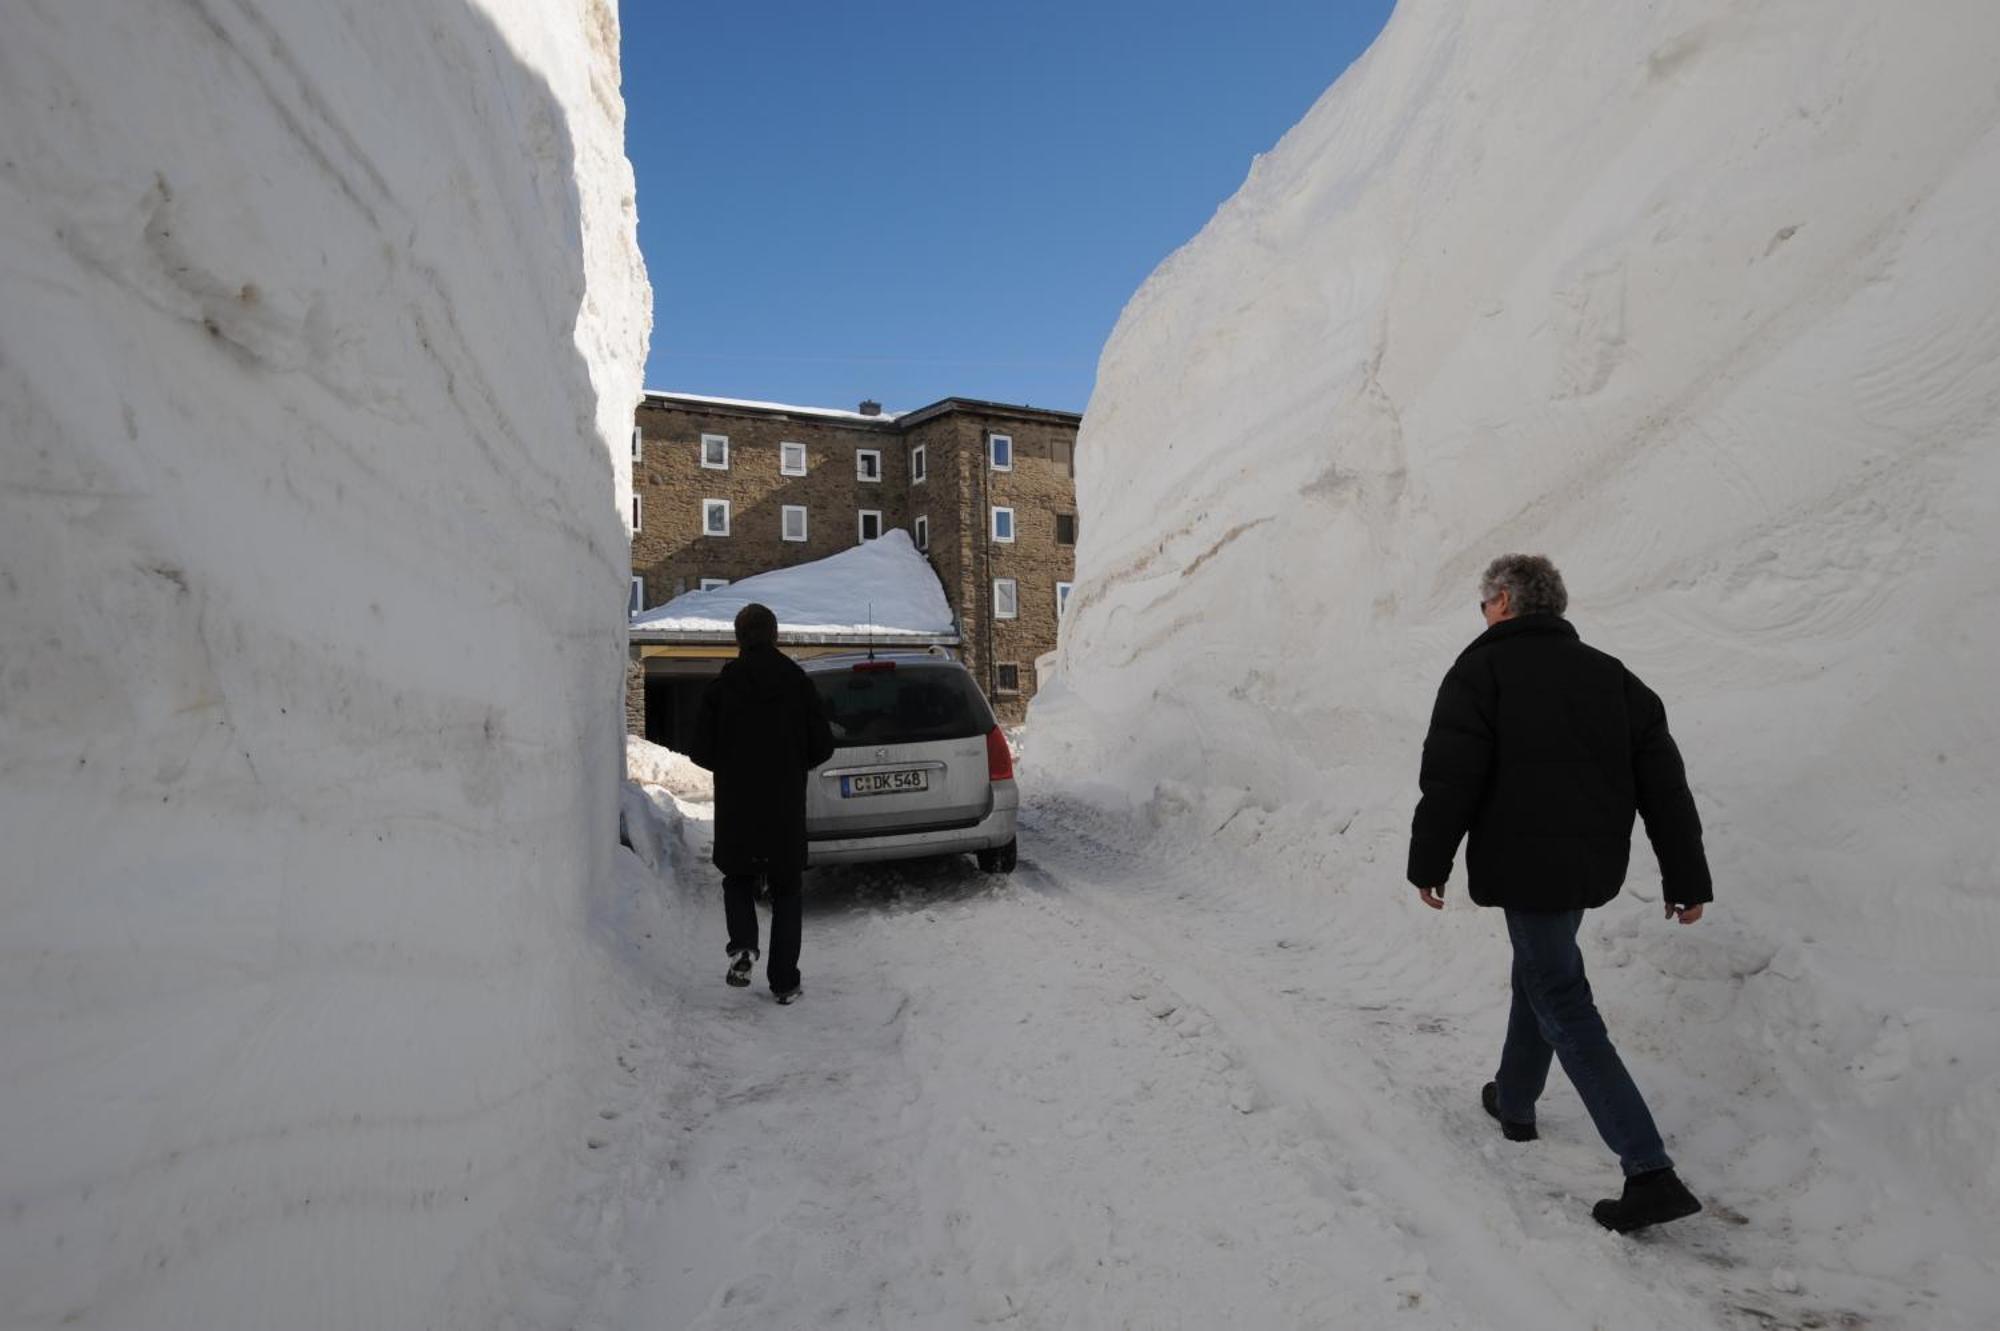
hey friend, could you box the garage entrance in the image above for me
[639,657,725,754]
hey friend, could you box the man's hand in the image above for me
[1418,886,1445,911]
[1665,902,1705,924]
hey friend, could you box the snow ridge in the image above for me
[1035,2,2000,1321]
[0,3,647,1327]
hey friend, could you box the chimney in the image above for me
[858,399,882,417]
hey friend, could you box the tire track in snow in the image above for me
[593,830,1494,1327]
[586,788,1905,1330]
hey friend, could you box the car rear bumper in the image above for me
[806,782,1017,866]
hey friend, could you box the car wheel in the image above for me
[976,838,1017,874]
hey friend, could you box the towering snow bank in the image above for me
[0,3,647,1327]
[1036,0,2000,1307]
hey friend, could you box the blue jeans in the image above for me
[1494,909,1672,1177]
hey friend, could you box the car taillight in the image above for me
[853,660,897,672]
[985,726,1014,782]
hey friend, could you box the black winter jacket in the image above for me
[1407,614,1712,911]
[686,645,837,876]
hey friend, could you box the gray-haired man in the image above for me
[1409,554,1712,1232]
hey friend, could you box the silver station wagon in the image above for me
[801,651,1018,872]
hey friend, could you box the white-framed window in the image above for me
[1056,581,1074,617]
[780,441,807,476]
[991,506,1015,543]
[995,662,1020,694]
[994,578,1018,619]
[703,498,730,536]
[782,504,808,543]
[858,509,883,542]
[699,577,730,591]
[910,443,927,484]
[631,493,642,532]
[700,433,729,470]
[856,449,882,483]
[629,576,645,616]
[989,433,1013,471]
[913,514,929,552]
[631,424,644,462]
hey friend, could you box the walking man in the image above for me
[687,603,835,1004]
[1409,554,1712,1232]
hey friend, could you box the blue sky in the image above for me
[620,2,1395,415]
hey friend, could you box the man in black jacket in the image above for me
[1409,554,1713,1233]
[687,603,836,1004]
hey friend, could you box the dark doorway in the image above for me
[642,673,712,753]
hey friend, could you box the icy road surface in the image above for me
[567,789,1935,1331]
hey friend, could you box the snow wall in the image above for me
[1034,0,2000,1300]
[0,2,648,1327]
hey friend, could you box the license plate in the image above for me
[841,769,929,797]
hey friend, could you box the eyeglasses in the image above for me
[1479,593,1503,610]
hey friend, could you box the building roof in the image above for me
[893,396,1083,429]
[642,390,1081,430]
[629,529,959,645]
[642,390,906,424]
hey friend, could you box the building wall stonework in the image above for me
[631,400,907,603]
[629,394,1078,725]
[901,413,972,652]
[624,657,646,737]
[973,415,1079,720]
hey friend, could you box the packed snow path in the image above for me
[574,790,1951,1331]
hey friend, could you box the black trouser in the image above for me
[723,866,802,994]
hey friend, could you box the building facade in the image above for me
[631,392,1080,725]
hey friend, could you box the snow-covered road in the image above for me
[566,786,1943,1331]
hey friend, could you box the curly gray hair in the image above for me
[1480,554,1568,617]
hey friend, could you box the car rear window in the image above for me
[811,664,995,745]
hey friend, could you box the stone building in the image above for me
[630,391,1080,724]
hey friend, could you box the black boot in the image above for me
[1592,1168,1702,1233]
[1482,1082,1537,1142]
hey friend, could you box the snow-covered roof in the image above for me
[644,390,903,424]
[630,529,956,641]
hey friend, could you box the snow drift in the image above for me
[631,529,956,639]
[0,2,647,1327]
[1034,0,2000,1313]
[625,734,714,802]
